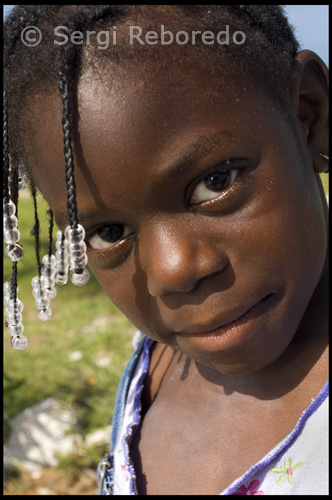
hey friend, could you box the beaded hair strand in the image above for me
[3,91,26,349]
[58,59,90,287]
[40,209,58,303]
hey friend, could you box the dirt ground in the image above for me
[4,467,99,496]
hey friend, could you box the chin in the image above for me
[196,348,283,377]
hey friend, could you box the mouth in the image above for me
[175,294,273,352]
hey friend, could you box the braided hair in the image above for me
[3,5,301,347]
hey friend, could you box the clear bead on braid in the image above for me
[65,224,90,286]
[55,230,69,285]
[3,200,24,261]
[4,281,28,349]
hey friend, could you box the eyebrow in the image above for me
[54,208,103,230]
[160,131,233,179]
[54,130,233,229]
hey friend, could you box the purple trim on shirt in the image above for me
[223,380,329,495]
[123,336,151,495]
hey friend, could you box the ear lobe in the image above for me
[294,50,329,173]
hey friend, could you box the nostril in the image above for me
[146,248,228,298]
[147,270,199,297]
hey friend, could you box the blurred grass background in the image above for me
[3,174,329,489]
[320,173,329,203]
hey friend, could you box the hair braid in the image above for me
[8,168,20,303]
[10,164,19,215]
[47,209,54,258]
[31,184,42,277]
[3,92,10,204]
[59,65,78,230]
[10,262,18,302]
[9,160,20,302]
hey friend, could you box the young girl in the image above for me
[3,5,328,495]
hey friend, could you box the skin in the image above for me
[24,50,328,493]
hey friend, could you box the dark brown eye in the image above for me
[87,224,133,250]
[204,171,234,191]
[190,168,240,204]
[98,224,125,242]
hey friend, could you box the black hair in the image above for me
[4,5,301,175]
[3,5,301,306]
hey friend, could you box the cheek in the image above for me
[233,171,326,297]
[90,264,154,334]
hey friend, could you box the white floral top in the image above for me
[113,333,329,495]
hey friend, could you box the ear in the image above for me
[293,50,329,173]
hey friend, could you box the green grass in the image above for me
[320,173,329,201]
[4,193,137,438]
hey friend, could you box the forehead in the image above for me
[23,56,290,226]
[28,56,276,151]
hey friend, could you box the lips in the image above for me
[179,295,270,334]
[175,294,272,352]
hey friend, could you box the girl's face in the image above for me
[26,58,327,375]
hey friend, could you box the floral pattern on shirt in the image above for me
[232,479,264,495]
[271,457,303,485]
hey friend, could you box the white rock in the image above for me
[68,350,83,361]
[30,469,43,480]
[36,487,56,495]
[95,355,112,368]
[84,426,112,447]
[4,398,81,473]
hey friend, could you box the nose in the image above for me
[140,223,228,297]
